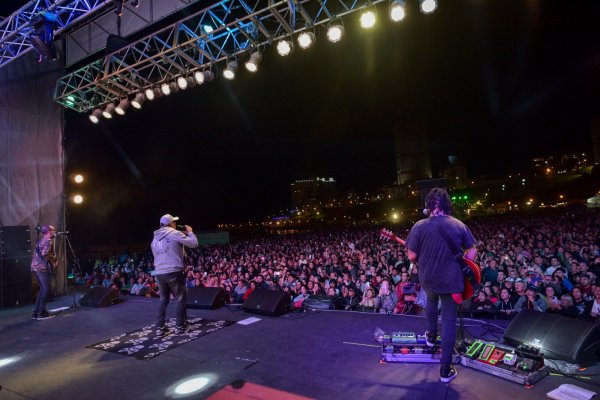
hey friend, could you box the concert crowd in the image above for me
[75,208,600,322]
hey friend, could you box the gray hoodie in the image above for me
[151,227,198,274]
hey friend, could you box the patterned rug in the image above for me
[87,317,234,360]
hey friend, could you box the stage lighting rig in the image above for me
[245,51,262,72]
[276,40,293,56]
[390,0,406,22]
[131,93,145,109]
[89,109,101,124]
[223,60,238,80]
[102,103,115,119]
[420,0,437,14]
[115,98,129,115]
[297,31,315,49]
[326,21,344,43]
[360,8,376,29]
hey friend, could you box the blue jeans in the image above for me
[156,271,187,328]
[426,292,458,368]
[33,271,51,314]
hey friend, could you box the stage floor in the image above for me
[0,292,598,400]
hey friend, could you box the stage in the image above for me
[0,292,598,400]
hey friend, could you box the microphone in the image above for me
[56,231,69,235]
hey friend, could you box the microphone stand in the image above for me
[60,233,81,308]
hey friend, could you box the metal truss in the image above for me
[54,0,387,113]
[0,0,113,69]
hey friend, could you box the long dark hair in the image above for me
[425,188,453,215]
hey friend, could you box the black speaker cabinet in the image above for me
[504,310,600,366]
[242,289,290,316]
[79,287,120,307]
[187,287,227,309]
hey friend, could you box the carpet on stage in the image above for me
[87,317,234,360]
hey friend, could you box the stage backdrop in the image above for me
[0,50,65,293]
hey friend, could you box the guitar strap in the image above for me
[436,223,476,286]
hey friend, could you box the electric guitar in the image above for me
[379,228,481,304]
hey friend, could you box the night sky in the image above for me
[2,1,600,245]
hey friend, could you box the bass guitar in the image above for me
[379,228,481,304]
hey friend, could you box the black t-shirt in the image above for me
[406,215,476,294]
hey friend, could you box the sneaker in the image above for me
[36,312,55,320]
[174,325,188,335]
[440,367,458,383]
[155,326,169,337]
[425,330,437,347]
[32,312,39,320]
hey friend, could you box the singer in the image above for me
[151,214,198,336]
[31,225,57,320]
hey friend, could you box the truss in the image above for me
[54,0,387,113]
[0,0,113,69]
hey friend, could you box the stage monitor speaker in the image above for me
[243,289,290,317]
[504,310,600,366]
[79,287,120,308]
[187,287,227,309]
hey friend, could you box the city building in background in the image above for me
[394,121,432,185]
[290,177,336,209]
[439,155,469,190]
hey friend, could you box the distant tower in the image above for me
[394,121,432,185]
[591,118,600,165]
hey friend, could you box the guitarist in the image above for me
[31,225,57,320]
[406,188,477,383]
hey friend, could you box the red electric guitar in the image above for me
[379,228,481,304]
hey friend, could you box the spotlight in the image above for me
[144,87,157,101]
[203,70,215,82]
[115,98,129,115]
[177,76,189,90]
[194,70,205,84]
[73,174,84,184]
[102,103,115,119]
[297,32,315,49]
[72,194,84,204]
[223,60,238,80]
[89,109,101,124]
[390,0,406,22]
[276,40,293,56]
[360,9,376,29]
[29,11,59,62]
[245,51,262,72]
[131,93,145,109]
[161,82,171,96]
[420,0,437,14]
[327,23,344,43]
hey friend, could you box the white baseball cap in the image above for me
[160,214,179,226]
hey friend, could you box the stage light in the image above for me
[102,103,115,119]
[327,22,344,43]
[297,31,315,49]
[131,93,145,109]
[145,88,155,101]
[73,194,84,204]
[177,76,188,90]
[245,51,262,72]
[165,373,217,398]
[390,0,406,22]
[360,9,376,29]
[223,60,238,80]
[420,0,437,14]
[203,70,215,82]
[89,109,101,124]
[115,98,129,115]
[194,71,205,84]
[161,82,171,96]
[73,174,84,184]
[0,357,20,368]
[276,40,293,56]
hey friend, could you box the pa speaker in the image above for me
[243,289,290,316]
[187,287,227,309]
[79,287,120,307]
[504,310,600,366]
